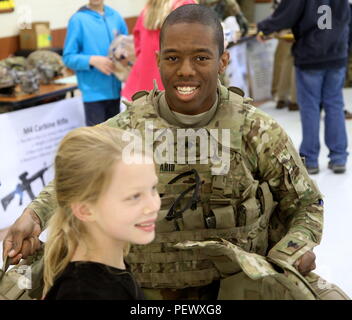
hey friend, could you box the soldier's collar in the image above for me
[157,89,220,128]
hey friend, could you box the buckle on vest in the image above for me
[211,175,227,195]
[165,169,202,223]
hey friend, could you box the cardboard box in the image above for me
[19,22,52,50]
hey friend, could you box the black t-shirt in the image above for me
[44,261,145,300]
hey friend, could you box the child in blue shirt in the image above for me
[63,0,128,125]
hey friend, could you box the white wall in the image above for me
[254,3,273,23]
[0,0,147,38]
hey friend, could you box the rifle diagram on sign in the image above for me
[1,164,51,211]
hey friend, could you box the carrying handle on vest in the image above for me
[166,169,202,221]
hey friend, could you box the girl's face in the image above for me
[90,158,160,246]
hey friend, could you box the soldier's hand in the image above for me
[89,56,114,76]
[294,250,316,276]
[2,208,42,265]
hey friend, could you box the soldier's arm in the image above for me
[26,181,56,230]
[243,107,323,266]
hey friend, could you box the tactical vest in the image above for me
[124,85,278,289]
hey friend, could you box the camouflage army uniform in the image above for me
[22,83,350,300]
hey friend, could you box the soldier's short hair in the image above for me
[160,4,224,56]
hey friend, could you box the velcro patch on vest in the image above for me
[276,239,307,256]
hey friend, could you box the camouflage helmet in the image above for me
[27,50,65,84]
[0,56,28,91]
[0,56,27,71]
[0,64,16,92]
[16,69,41,94]
[0,64,40,95]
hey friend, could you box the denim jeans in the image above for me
[83,99,120,126]
[295,67,349,168]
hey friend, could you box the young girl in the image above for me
[43,126,160,299]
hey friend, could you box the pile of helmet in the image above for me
[0,50,65,95]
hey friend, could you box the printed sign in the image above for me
[0,97,85,228]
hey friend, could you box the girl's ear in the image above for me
[71,202,96,222]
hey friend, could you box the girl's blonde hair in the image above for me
[144,0,175,30]
[43,126,144,296]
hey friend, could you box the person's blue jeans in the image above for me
[83,99,120,126]
[295,67,349,168]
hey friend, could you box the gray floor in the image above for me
[1,90,351,298]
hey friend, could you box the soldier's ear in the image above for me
[71,202,96,222]
[218,50,230,74]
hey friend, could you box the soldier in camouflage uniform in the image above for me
[2,5,350,300]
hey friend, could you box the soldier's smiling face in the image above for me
[157,22,229,115]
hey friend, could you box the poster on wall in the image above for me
[0,97,85,229]
[0,0,15,13]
